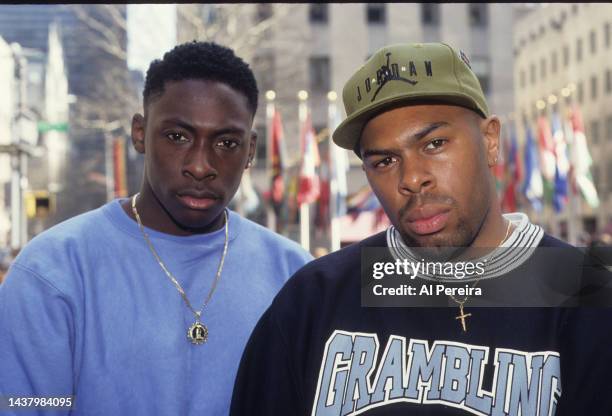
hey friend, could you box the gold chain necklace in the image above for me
[131,193,229,345]
[449,219,512,332]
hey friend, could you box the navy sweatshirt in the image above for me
[231,232,612,416]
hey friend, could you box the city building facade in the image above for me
[514,3,612,239]
[0,5,137,243]
[176,3,519,245]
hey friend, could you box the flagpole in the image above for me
[327,91,341,252]
[298,90,310,252]
[265,90,277,232]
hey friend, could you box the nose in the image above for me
[398,158,435,195]
[182,143,217,181]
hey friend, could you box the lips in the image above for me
[176,190,221,210]
[403,206,450,236]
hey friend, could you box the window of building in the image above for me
[255,4,273,22]
[551,51,558,74]
[253,54,275,92]
[520,69,526,89]
[563,45,569,67]
[309,4,328,24]
[530,63,536,85]
[477,75,490,95]
[578,81,584,104]
[591,75,598,100]
[468,4,488,27]
[540,57,546,80]
[470,56,490,95]
[576,37,583,62]
[366,3,386,24]
[309,56,330,92]
[201,5,218,25]
[421,3,440,26]
[606,22,611,49]
[590,120,600,144]
[608,161,612,192]
[607,70,612,94]
[590,30,597,54]
[606,115,612,140]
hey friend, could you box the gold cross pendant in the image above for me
[455,304,472,332]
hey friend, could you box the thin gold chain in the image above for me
[131,193,229,321]
[448,219,512,307]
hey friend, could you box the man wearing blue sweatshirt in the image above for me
[0,41,312,415]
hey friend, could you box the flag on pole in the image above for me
[112,138,127,198]
[270,109,286,215]
[493,124,506,197]
[551,112,569,212]
[315,144,330,232]
[537,116,557,182]
[522,124,543,212]
[537,115,556,205]
[568,106,600,208]
[330,110,349,218]
[297,114,321,205]
[502,123,521,212]
[346,186,387,227]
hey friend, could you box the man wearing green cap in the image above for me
[230,43,612,415]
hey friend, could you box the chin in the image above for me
[174,208,224,230]
[398,229,472,261]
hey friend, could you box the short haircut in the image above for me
[143,41,259,115]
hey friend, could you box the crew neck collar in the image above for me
[102,198,242,245]
[386,212,544,282]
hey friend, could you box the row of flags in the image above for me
[497,104,599,215]
[264,104,369,244]
[260,102,599,247]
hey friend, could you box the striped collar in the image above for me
[386,213,544,282]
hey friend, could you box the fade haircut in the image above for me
[143,41,259,115]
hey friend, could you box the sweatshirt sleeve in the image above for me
[230,306,306,416]
[0,263,75,415]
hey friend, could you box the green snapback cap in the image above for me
[332,42,490,153]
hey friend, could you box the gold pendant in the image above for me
[455,304,472,332]
[187,321,208,345]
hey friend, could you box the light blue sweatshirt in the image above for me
[0,199,313,415]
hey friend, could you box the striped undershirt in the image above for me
[386,212,544,282]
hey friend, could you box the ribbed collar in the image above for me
[386,212,544,282]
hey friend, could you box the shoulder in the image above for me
[537,233,574,248]
[11,204,111,277]
[231,212,312,261]
[16,205,109,260]
[275,231,387,300]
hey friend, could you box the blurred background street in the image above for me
[0,3,611,280]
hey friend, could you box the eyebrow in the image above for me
[159,117,248,136]
[361,121,450,159]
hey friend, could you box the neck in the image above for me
[453,202,512,261]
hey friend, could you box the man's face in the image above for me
[360,104,498,257]
[132,79,255,234]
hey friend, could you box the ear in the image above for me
[131,113,146,154]
[246,130,257,169]
[481,115,501,167]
